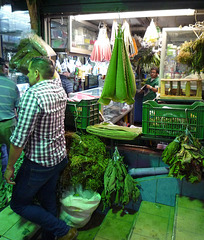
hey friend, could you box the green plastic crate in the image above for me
[65,98,99,130]
[142,100,204,139]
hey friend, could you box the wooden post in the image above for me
[196,80,202,98]
[161,80,165,96]
[26,0,40,35]
[185,81,191,97]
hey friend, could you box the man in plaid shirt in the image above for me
[4,57,77,240]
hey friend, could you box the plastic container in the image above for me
[65,98,99,130]
[142,100,204,139]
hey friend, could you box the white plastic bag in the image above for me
[60,185,101,228]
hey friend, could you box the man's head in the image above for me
[27,57,55,86]
[150,67,159,79]
[0,57,9,75]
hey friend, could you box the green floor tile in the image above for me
[175,207,204,234]
[130,232,157,240]
[166,207,175,240]
[106,207,137,223]
[177,196,204,211]
[0,206,21,235]
[96,217,132,240]
[3,218,40,240]
[139,201,171,218]
[133,212,169,239]
[175,229,204,240]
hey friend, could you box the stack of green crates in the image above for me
[65,98,100,130]
[142,100,204,139]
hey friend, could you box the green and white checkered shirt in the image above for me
[10,80,67,167]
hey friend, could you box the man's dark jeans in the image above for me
[10,156,70,239]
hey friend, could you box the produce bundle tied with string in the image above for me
[98,25,136,105]
[162,129,204,183]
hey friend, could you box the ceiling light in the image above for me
[73,9,195,21]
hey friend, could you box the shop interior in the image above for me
[0,2,204,240]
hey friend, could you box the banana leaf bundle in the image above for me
[162,130,204,183]
[10,33,56,75]
[101,147,140,210]
[86,122,142,140]
[98,26,136,105]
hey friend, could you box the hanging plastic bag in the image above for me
[143,19,159,44]
[60,185,101,228]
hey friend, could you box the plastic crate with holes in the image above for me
[142,100,204,139]
[65,98,100,130]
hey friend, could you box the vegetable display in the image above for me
[61,132,109,192]
[101,147,140,210]
[176,33,204,74]
[86,122,142,140]
[98,25,136,105]
[162,130,204,183]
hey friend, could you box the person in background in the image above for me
[4,57,77,240]
[59,66,73,97]
[0,57,20,155]
[0,57,19,209]
[141,66,159,102]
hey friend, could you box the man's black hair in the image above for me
[151,66,159,74]
[30,56,55,79]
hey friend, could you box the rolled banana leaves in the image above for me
[10,33,56,75]
[98,26,136,105]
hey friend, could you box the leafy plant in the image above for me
[176,33,204,74]
[61,133,109,192]
[162,130,204,183]
[101,147,140,210]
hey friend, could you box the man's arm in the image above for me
[4,144,24,185]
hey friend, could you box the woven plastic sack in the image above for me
[60,185,101,228]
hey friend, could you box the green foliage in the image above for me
[176,34,204,74]
[102,147,140,210]
[162,131,204,183]
[131,46,160,69]
[61,133,109,192]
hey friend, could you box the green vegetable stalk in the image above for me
[101,147,140,210]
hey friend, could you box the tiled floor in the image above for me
[1,196,204,240]
[0,205,40,240]
[129,201,175,240]
[173,196,204,240]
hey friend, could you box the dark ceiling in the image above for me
[2,0,204,37]
[6,0,204,14]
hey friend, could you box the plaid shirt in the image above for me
[10,80,67,167]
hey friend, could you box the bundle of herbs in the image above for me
[176,33,204,74]
[101,147,140,210]
[61,132,109,192]
[131,46,160,69]
[162,130,204,183]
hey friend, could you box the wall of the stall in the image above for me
[118,145,204,207]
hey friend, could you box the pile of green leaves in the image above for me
[162,131,204,183]
[61,133,109,192]
[131,46,160,69]
[176,33,204,74]
[101,147,140,210]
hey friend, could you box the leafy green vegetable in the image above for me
[61,133,109,192]
[162,131,204,183]
[101,147,140,210]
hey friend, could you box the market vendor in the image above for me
[140,66,159,102]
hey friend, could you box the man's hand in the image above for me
[4,166,16,185]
